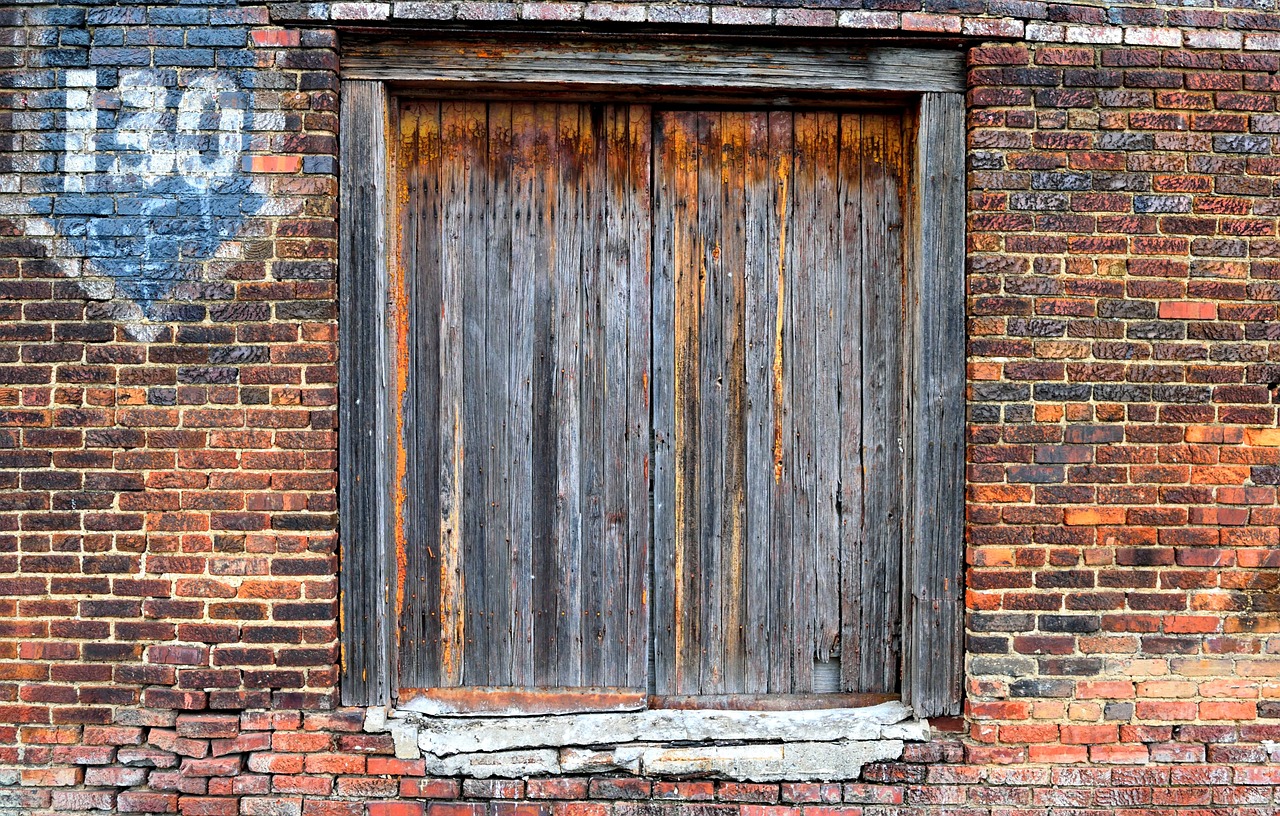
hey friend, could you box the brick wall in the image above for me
[4,0,1280,814]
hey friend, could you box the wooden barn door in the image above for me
[395,101,908,697]
[396,102,653,690]
[650,110,909,696]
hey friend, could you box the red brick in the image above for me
[118,792,180,813]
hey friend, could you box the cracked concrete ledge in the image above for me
[364,700,929,782]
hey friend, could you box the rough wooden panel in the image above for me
[507,103,538,687]
[670,109,703,696]
[342,39,966,94]
[484,103,514,687]
[719,111,749,693]
[399,102,445,690]
[653,108,906,696]
[857,112,906,694]
[650,110,680,696]
[551,104,586,688]
[402,101,653,691]
[809,113,842,668]
[622,106,653,689]
[765,111,796,695]
[529,102,560,687]
[458,101,490,687]
[905,93,966,719]
[396,98,918,701]
[836,113,865,695]
[696,111,726,695]
[339,79,393,706]
[787,112,817,694]
[741,110,774,696]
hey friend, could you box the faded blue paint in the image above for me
[56,65,265,321]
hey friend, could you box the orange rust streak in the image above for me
[772,147,789,484]
[391,105,416,644]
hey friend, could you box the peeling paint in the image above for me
[56,66,264,336]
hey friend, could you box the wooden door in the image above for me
[650,110,908,695]
[396,101,908,697]
[397,102,653,689]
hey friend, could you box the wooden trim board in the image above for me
[341,37,965,94]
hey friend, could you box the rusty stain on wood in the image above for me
[396,99,912,700]
[653,109,908,696]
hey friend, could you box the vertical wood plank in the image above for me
[530,102,560,686]
[696,111,726,694]
[766,110,795,694]
[552,104,585,687]
[484,103,514,687]
[397,102,423,689]
[402,102,445,690]
[460,102,490,687]
[720,111,749,692]
[436,101,473,687]
[672,111,703,695]
[788,112,817,693]
[810,111,842,667]
[623,105,653,689]
[507,103,538,687]
[338,79,393,705]
[837,112,865,694]
[858,112,905,694]
[579,105,608,687]
[650,110,685,695]
[906,93,966,718]
[742,110,774,695]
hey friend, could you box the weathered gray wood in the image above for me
[583,102,611,690]
[788,112,818,694]
[672,110,702,696]
[485,103,514,686]
[460,102,490,687]
[809,113,842,669]
[389,94,945,706]
[650,110,679,696]
[530,103,559,687]
[696,111,726,695]
[836,113,865,695]
[436,102,471,687]
[741,111,774,695]
[904,93,966,719]
[507,104,538,687]
[719,111,748,693]
[766,110,795,695]
[401,102,445,690]
[622,106,653,689]
[342,39,965,94]
[338,79,394,706]
[858,112,906,695]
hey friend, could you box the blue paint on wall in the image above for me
[56,64,265,321]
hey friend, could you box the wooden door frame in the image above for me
[338,35,967,717]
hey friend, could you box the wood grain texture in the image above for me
[339,79,394,706]
[400,101,654,691]
[905,93,966,719]
[399,102,445,690]
[857,112,906,694]
[652,109,908,695]
[342,38,965,94]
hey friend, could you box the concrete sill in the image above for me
[365,700,929,782]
